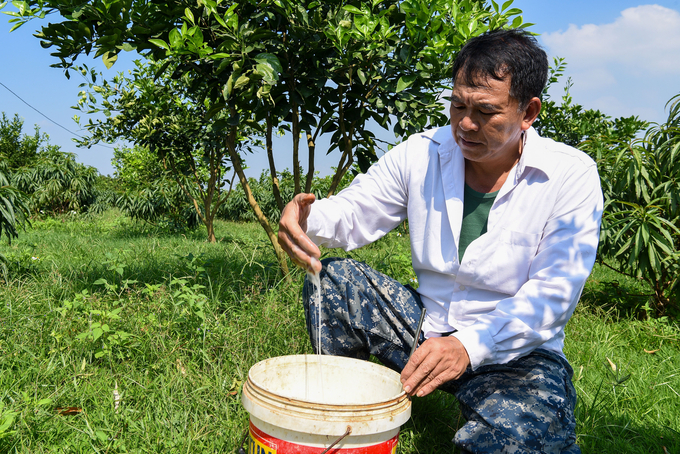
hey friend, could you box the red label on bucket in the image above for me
[249,421,399,454]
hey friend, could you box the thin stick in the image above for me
[320,426,352,454]
[409,308,426,361]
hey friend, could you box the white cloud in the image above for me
[542,5,680,74]
[540,5,680,123]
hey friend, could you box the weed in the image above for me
[56,289,134,359]
[0,402,18,440]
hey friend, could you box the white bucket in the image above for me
[241,354,411,453]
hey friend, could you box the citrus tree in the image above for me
[3,0,529,275]
[74,60,243,241]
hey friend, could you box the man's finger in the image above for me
[400,337,471,397]
[278,193,321,272]
[401,343,440,395]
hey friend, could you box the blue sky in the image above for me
[1,0,679,178]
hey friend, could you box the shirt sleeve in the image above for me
[306,143,410,250]
[453,162,604,369]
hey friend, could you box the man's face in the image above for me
[449,75,529,166]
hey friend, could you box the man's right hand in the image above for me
[278,193,322,274]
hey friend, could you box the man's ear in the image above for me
[522,97,542,130]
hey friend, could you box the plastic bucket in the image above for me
[241,354,411,453]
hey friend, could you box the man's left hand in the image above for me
[400,336,470,397]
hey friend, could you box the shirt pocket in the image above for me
[468,228,541,295]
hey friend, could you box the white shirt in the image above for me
[306,126,603,370]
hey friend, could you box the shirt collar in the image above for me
[514,127,553,182]
[432,125,555,182]
[430,126,457,159]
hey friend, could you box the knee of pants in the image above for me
[452,352,579,454]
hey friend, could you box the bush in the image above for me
[1,113,112,216]
[11,146,110,215]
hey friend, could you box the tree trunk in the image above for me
[205,217,216,243]
[291,102,301,195]
[305,129,315,194]
[328,98,354,197]
[226,126,290,278]
[204,193,216,243]
[266,112,285,212]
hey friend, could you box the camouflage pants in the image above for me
[303,258,580,454]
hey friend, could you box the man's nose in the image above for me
[459,112,478,131]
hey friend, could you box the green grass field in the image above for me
[1,211,678,453]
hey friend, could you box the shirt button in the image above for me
[459,285,466,291]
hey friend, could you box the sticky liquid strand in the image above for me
[307,260,324,402]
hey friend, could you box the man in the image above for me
[278,28,602,453]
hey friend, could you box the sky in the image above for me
[1,1,679,178]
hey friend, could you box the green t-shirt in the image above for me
[459,184,499,262]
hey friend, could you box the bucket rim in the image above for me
[241,354,412,436]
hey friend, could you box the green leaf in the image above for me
[254,53,283,74]
[223,73,236,100]
[209,52,231,59]
[501,0,514,11]
[648,243,659,272]
[149,38,169,50]
[119,43,136,52]
[0,412,15,433]
[102,52,118,69]
[233,74,250,90]
[169,28,181,48]
[640,222,650,245]
[92,327,103,341]
[342,5,364,15]
[184,7,194,25]
[396,75,417,93]
[11,0,27,15]
[357,68,367,84]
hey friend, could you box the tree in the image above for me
[1,112,109,216]
[0,114,32,275]
[534,58,645,151]
[533,65,680,316]
[11,145,107,214]
[0,113,107,214]
[75,60,240,242]
[597,94,680,316]
[0,166,30,278]
[0,112,43,169]
[111,145,202,230]
[4,0,528,276]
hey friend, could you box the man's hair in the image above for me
[452,28,548,109]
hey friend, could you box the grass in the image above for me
[1,210,678,453]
